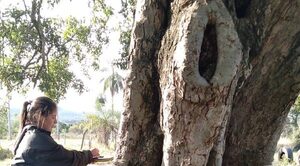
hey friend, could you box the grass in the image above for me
[55,137,115,157]
[3,136,297,166]
[2,136,298,166]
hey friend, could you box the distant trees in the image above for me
[0,94,20,139]
[69,111,120,147]
[84,67,123,146]
[0,91,12,139]
[288,97,300,130]
[0,105,8,139]
[282,96,300,138]
[67,66,124,147]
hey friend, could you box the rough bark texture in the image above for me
[115,0,300,165]
[114,0,168,165]
[158,0,241,165]
[223,0,300,165]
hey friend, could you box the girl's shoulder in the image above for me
[24,126,57,146]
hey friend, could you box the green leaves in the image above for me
[0,57,24,91]
[290,95,300,114]
[38,57,84,102]
[0,0,113,101]
[103,72,123,96]
[84,110,120,136]
[114,0,136,69]
[0,106,8,139]
[63,17,90,43]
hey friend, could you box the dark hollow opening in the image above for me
[235,0,251,18]
[198,21,218,82]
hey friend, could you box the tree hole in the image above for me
[198,21,218,82]
[235,0,251,18]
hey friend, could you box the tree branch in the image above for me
[23,49,38,71]
[29,0,47,87]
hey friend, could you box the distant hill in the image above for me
[10,106,86,124]
[57,108,86,124]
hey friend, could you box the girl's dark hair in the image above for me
[20,96,57,129]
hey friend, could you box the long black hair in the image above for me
[20,96,57,130]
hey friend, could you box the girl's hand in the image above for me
[90,148,99,158]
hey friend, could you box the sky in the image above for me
[0,0,128,114]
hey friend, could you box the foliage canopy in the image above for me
[0,0,113,101]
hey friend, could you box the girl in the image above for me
[12,96,99,166]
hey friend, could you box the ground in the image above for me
[0,137,297,166]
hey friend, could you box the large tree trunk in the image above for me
[222,0,300,165]
[158,1,241,165]
[114,0,168,165]
[115,0,300,165]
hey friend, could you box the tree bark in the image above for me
[223,0,300,165]
[114,0,168,165]
[157,0,241,165]
[115,0,300,165]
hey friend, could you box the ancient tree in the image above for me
[114,0,300,165]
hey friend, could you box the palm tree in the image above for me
[90,66,123,147]
[100,66,123,112]
[84,108,120,146]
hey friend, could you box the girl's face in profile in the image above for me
[40,109,58,132]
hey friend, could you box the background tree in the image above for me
[0,104,8,139]
[0,0,113,100]
[280,95,300,149]
[73,96,121,147]
[0,89,12,139]
[114,0,136,69]
[282,96,300,137]
[100,66,124,112]
[114,0,300,165]
[0,0,113,142]
[98,66,123,146]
